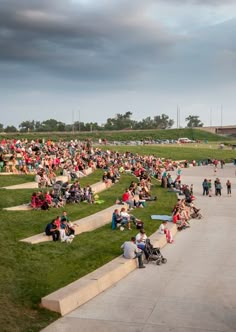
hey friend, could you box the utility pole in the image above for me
[177,105,180,129]
[78,110,81,132]
[177,105,180,128]
[72,110,75,134]
[210,108,212,127]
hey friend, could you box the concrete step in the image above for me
[20,203,124,244]
[41,223,177,316]
[1,168,93,189]
[4,179,112,211]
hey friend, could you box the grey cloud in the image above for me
[0,0,178,81]
[163,0,235,5]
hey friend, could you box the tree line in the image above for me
[0,113,203,133]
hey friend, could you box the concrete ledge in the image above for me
[149,222,178,248]
[2,168,93,189]
[90,180,112,194]
[20,203,125,244]
[41,223,177,316]
[0,172,18,176]
[41,255,138,316]
[4,204,32,211]
[4,179,112,211]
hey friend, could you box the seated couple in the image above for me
[112,207,142,230]
[45,214,75,242]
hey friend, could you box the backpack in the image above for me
[136,221,144,229]
[45,223,51,235]
[41,201,49,210]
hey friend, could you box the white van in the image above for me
[178,137,194,143]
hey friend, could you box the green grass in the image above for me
[0,171,177,332]
[98,144,236,163]
[0,128,232,142]
[0,174,35,187]
[0,170,105,209]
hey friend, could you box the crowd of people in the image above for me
[30,181,96,210]
[202,178,231,197]
[2,138,233,254]
[0,138,189,182]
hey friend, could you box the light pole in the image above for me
[72,110,75,134]
[220,105,223,127]
[78,110,81,132]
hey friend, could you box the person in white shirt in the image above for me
[120,207,132,230]
[135,229,147,250]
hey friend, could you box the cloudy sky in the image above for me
[1,0,236,128]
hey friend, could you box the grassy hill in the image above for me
[0,128,231,142]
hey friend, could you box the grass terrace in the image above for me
[0,169,177,332]
[0,128,233,142]
[1,140,235,331]
[97,144,236,164]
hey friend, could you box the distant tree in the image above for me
[103,118,114,130]
[104,112,134,130]
[185,115,203,128]
[35,121,42,131]
[154,114,174,129]
[19,120,35,132]
[0,123,4,132]
[40,119,66,131]
[4,125,18,132]
[135,117,155,129]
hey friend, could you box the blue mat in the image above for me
[151,215,173,222]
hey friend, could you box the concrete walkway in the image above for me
[42,164,236,332]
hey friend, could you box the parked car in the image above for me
[177,137,195,143]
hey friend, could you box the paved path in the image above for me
[42,164,236,332]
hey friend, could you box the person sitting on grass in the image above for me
[120,207,133,230]
[60,211,76,236]
[120,207,142,230]
[111,208,123,230]
[121,236,146,268]
[45,219,60,241]
[60,219,75,243]
[45,190,53,207]
[122,188,135,210]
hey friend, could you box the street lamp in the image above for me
[78,110,81,132]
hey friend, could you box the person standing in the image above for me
[202,179,209,196]
[215,179,222,196]
[226,180,232,197]
[208,179,212,197]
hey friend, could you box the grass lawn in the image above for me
[0,174,35,187]
[0,171,177,332]
[97,144,236,162]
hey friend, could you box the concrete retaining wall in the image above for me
[20,203,124,244]
[41,223,177,316]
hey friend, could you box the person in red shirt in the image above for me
[122,188,134,210]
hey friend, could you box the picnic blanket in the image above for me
[151,215,173,222]
[94,200,105,204]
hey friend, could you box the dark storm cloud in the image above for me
[0,0,177,81]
